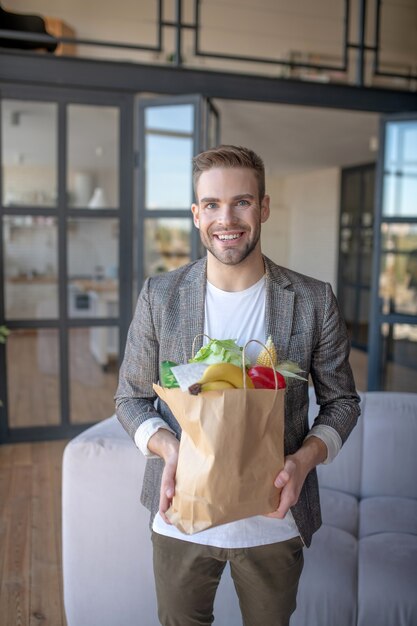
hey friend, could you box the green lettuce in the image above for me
[189,339,248,367]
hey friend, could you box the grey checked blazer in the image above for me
[115,256,360,547]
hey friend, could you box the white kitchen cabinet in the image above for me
[5,280,58,319]
[88,291,118,368]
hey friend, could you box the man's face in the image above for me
[191,167,270,266]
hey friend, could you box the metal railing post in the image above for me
[174,0,182,66]
[356,0,367,86]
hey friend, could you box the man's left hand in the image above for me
[266,436,327,519]
[266,455,308,519]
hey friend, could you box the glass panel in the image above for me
[67,105,119,208]
[383,120,417,217]
[380,323,417,392]
[359,227,373,286]
[363,168,375,215]
[145,105,194,133]
[145,135,193,209]
[6,329,60,427]
[340,227,353,254]
[67,218,119,318]
[341,171,361,222]
[2,100,57,207]
[357,288,370,346]
[340,242,358,283]
[69,327,119,424]
[380,224,417,315]
[341,286,356,328]
[3,216,58,320]
[144,218,191,276]
[382,173,417,217]
[381,223,417,253]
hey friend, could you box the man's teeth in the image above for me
[217,234,241,240]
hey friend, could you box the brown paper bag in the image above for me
[153,383,285,535]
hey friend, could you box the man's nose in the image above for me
[217,203,238,224]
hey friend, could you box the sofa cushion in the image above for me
[320,487,359,536]
[359,496,417,538]
[308,387,364,497]
[358,533,417,626]
[291,525,358,626]
[361,392,417,499]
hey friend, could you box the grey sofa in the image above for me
[62,390,417,626]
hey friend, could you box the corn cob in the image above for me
[256,335,277,368]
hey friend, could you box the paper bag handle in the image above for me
[191,334,212,359]
[242,339,279,390]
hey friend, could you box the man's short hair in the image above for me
[192,145,265,202]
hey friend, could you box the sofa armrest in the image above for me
[62,416,159,626]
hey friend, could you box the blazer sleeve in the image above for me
[115,277,163,441]
[309,282,361,445]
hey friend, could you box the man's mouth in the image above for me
[214,232,244,241]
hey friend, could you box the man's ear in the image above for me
[191,203,200,229]
[261,195,270,223]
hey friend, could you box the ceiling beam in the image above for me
[1,50,416,113]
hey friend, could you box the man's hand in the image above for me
[266,436,327,519]
[147,429,180,524]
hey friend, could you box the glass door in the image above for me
[368,113,417,391]
[338,164,375,351]
[137,95,220,286]
[0,86,134,442]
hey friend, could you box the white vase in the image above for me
[88,187,107,209]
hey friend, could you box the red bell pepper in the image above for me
[247,366,286,389]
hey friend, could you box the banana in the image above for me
[199,363,254,389]
[201,381,235,392]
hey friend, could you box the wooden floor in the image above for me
[0,439,68,626]
[7,329,117,429]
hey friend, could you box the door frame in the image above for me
[367,111,417,390]
[337,162,375,351]
[136,94,220,289]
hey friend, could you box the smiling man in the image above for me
[115,145,360,626]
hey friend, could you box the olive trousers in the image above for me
[151,532,304,626]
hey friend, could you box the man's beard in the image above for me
[200,222,261,266]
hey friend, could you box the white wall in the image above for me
[262,168,340,290]
[261,176,290,267]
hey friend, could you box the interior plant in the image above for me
[0,325,9,344]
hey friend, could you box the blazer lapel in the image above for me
[179,259,207,362]
[264,258,295,362]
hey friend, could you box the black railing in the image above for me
[373,0,417,82]
[193,0,349,75]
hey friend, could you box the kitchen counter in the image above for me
[7,275,57,284]
[71,279,117,293]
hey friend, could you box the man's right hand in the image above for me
[147,429,179,524]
